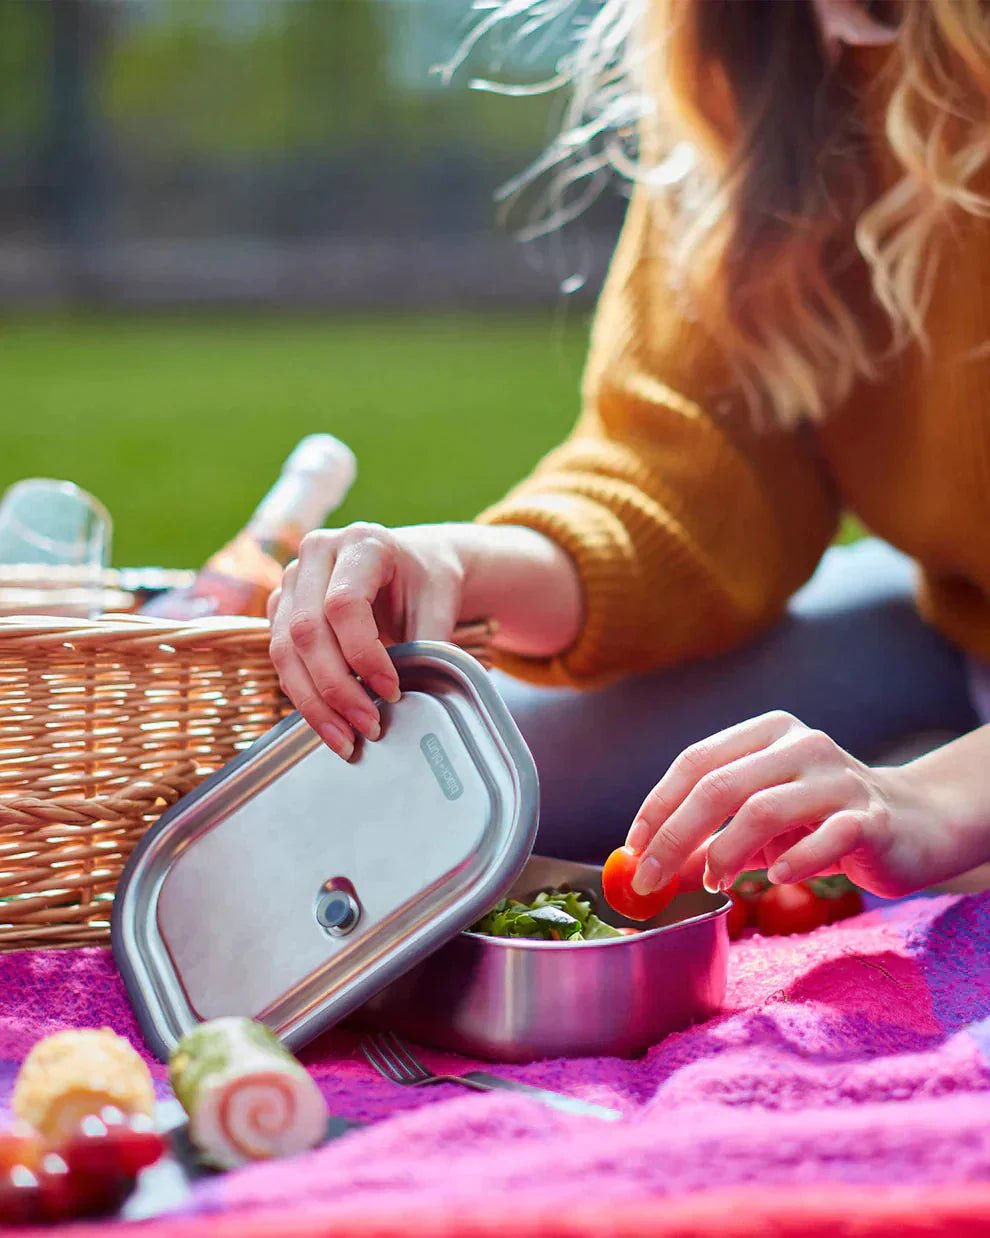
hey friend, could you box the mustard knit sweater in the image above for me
[479,132,990,688]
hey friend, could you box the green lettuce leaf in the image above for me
[581,913,624,940]
[470,888,623,941]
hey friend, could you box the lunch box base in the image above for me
[355,855,730,1063]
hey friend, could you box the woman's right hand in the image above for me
[268,520,583,760]
[267,523,467,760]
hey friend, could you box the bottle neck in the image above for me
[252,527,303,567]
[246,473,335,566]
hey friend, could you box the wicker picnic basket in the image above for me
[0,612,493,952]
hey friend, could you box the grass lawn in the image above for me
[0,313,590,568]
[1,312,861,569]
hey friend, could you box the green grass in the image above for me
[0,313,590,568]
[0,312,861,570]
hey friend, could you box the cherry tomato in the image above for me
[755,883,831,936]
[59,1113,138,1218]
[0,1125,40,1173]
[97,1108,167,1176]
[56,1121,134,1221]
[74,1170,134,1220]
[37,1153,76,1225]
[807,877,865,924]
[0,1108,161,1226]
[727,889,750,939]
[602,846,680,922]
[825,887,864,923]
[59,1113,118,1179]
[615,927,640,936]
[734,871,770,902]
[0,1164,42,1226]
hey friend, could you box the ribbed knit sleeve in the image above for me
[477,188,841,686]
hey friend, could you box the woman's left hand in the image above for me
[624,710,946,899]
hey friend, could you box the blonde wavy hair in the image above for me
[444,0,990,424]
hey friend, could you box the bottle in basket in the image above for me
[142,435,356,619]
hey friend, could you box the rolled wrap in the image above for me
[169,1017,327,1169]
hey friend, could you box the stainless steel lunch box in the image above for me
[113,641,729,1063]
[359,855,730,1061]
[113,642,539,1061]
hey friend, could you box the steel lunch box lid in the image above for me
[111,641,539,1061]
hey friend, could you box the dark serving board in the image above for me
[121,1102,360,1222]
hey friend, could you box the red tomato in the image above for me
[0,1108,160,1226]
[727,889,750,939]
[0,1164,42,1226]
[755,883,831,937]
[54,1120,134,1219]
[98,1112,167,1177]
[734,872,770,902]
[58,1113,137,1218]
[807,877,865,924]
[0,1125,40,1173]
[602,846,680,922]
[823,887,864,924]
[37,1153,77,1225]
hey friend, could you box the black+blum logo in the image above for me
[419,733,463,801]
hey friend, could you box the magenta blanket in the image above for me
[4,891,990,1233]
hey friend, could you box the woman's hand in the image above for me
[624,710,963,900]
[268,523,467,759]
[268,521,583,760]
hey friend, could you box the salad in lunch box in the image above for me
[470,845,685,941]
[470,889,633,942]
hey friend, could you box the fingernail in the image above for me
[702,862,719,896]
[633,856,664,896]
[350,713,381,742]
[626,819,650,854]
[320,724,354,761]
[768,860,792,885]
[372,676,401,704]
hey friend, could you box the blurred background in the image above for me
[0,0,624,568]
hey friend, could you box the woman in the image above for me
[269,0,990,899]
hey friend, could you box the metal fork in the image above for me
[362,1032,492,1092]
[360,1032,623,1120]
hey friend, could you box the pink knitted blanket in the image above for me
[3,891,990,1235]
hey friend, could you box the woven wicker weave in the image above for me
[0,614,492,951]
